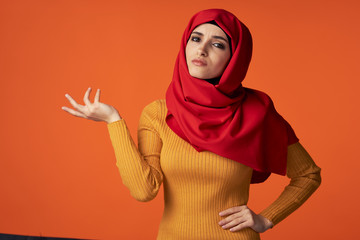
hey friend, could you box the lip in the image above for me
[192,59,207,66]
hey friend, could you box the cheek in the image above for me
[185,45,192,63]
[215,54,230,71]
[221,53,231,68]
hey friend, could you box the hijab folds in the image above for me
[165,9,299,183]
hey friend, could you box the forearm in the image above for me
[260,142,321,226]
[107,119,163,202]
[260,172,321,225]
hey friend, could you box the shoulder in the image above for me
[142,99,166,114]
[141,99,167,122]
[244,87,274,104]
[243,87,277,112]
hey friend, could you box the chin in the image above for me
[189,71,213,79]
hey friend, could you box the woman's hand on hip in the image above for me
[62,87,121,124]
[218,205,273,233]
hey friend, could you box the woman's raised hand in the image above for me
[218,205,273,233]
[62,87,122,124]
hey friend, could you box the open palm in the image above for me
[62,87,121,123]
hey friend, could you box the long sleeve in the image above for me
[259,142,322,226]
[107,102,163,202]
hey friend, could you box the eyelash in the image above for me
[190,36,226,50]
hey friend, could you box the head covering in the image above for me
[165,9,299,183]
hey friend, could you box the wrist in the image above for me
[255,214,273,233]
[261,215,274,231]
[106,113,122,124]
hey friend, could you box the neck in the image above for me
[205,77,220,85]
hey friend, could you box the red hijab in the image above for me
[165,9,299,183]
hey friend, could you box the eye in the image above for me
[213,43,225,49]
[190,36,201,42]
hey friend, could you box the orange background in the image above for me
[0,0,359,239]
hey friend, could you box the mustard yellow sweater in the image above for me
[107,99,321,240]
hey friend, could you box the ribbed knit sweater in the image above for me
[107,99,321,240]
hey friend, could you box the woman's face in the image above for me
[185,23,231,80]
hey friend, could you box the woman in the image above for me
[62,9,321,240]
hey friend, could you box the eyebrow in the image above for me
[191,31,229,43]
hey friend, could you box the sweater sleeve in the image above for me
[259,142,322,226]
[107,101,163,202]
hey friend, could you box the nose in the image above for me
[197,43,208,57]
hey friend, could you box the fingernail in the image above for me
[65,94,68,97]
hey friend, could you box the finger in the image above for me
[221,217,246,230]
[94,89,100,103]
[219,205,247,216]
[219,211,245,226]
[65,94,86,112]
[83,87,92,106]
[62,106,88,119]
[229,221,252,232]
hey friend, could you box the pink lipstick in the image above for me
[192,59,207,66]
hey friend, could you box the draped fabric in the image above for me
[165,9,298,183]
